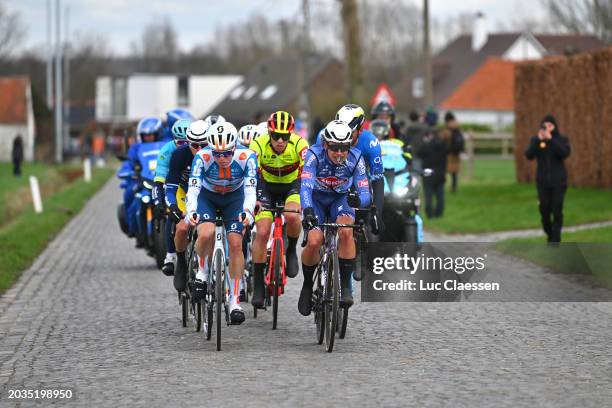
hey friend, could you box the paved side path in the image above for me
[1,178,612,407]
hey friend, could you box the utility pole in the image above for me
[423,0,433,107]
[340,0,364,103]
[46,0,53,109]
[301,0,311,133]
[63,4,71,152]
[54,0,63,163]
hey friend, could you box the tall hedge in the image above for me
[514,47,612,188]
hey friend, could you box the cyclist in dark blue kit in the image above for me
[299,120,371,316]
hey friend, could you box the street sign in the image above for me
[370,83,397,106]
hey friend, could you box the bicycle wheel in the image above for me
[272,241,281,330]
[194,300,202,332]
[181,293,188,328]
[314,267,325,345]
[206,301,213,341]
[325,252,339,352]
[337,306,349,339]
[215,251,223,351]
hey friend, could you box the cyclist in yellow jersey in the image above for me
[249,110,309,308]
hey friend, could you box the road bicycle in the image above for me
[252,204,300,329]
[302,221,363,352]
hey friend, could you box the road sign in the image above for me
[370,83,397,107]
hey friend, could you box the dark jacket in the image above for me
[12,136,24,162]
[416,131,447,185]
[525,132,570,187]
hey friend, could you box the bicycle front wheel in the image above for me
[272,241,281,330]
[214,251,223,351]
[325,251,339,352]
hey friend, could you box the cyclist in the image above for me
[316,104,385,255]
[249,111,309,308]
[164,120,210,292]
[186,122,257,325]
[203,114,225,128]
[365,101,402,140]
[238,124,261,148]
[299,120,371,316]
[153,118,192,276]
[117,117,165,243]
[161,108,195,143]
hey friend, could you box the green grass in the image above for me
[0,167,113,293]
[496,241,612,288]
[0,163,63,226]
[425,159,612,234]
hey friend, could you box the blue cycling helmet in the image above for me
[171,119,192,142]
[136,117,163,142]
[166,108,195,129]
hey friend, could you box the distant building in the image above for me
[396,13,607,129]
[0,76,35,162]
[95,74,243,123]
[209,55,345,127]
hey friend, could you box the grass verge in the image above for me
[495,241,612,288]
[0,168,113,293]
[425,159,612,233]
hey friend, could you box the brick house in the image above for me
[0,76,36,162]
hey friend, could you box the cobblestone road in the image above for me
[1,178,612,407]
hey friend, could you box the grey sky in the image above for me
[9,0,547,55]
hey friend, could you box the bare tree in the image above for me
[130,16,179,71]
[0,1,25,60]
[541,0,612,42]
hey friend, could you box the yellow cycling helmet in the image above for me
[267,111,295,134]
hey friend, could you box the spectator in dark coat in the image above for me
[12,135,24,176]
[525,114,571,243]
[404,110,429,171]
[416,128,447,218]
[441,111,464,193]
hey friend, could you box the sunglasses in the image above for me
[190,142,206,150]
[327,143,350,152]
[270,132,290,142]
[212,149,234,158]
[176,140,188,146]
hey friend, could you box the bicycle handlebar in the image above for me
[301,222,364,247]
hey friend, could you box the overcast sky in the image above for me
[9,0,547,55]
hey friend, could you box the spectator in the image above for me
[416,128,447,218]
[404,110,429,171]
[12,134,24,176]
[310,116,324,146]
[441,111,464,193]
[525,114,571,243]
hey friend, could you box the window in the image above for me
[230,85,245,99]
[243,85,258,100]
[260,85,278,100]
[178,76,189,107]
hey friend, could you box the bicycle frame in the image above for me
[266,208,286,293]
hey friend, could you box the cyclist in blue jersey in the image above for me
[164,120,209,291]
[316,104,385,236]
[160,109,194,143]
[299,120,371,316]
[117,117,165,242]
[153,119,193,275]
[186,122,258,324]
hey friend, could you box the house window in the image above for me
[178,76,189,107]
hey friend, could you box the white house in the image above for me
[95,74,243,123]
[0,76,36,162]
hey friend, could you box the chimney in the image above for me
[472,12,487,52]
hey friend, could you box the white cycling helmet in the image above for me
[335,104,366,131]
[323,120,353,144]
[186,120,209,144]
[257,121,268,134]
[207,122,238,151]
[238,124,261,147]
[204,114,226,128]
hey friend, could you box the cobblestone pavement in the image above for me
[1,178,612,407]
